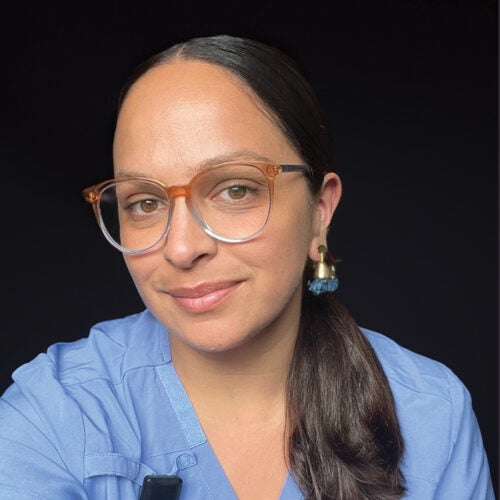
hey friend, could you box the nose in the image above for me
[161,197,217,269]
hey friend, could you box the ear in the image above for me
[308,172,342,261]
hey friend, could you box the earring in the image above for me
[307,245,339,295]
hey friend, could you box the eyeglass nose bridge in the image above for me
[166,185,192,199]
[162,184,210,241]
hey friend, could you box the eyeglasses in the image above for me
[82,161,310,254]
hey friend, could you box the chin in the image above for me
[178,332,257,354]
[166,319,268,357]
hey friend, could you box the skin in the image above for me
[113,59,341,498]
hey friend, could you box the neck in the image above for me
[169,313,298,420]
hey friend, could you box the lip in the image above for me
[166,281,242,313]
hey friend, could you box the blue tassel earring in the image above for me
[307,245,339,295]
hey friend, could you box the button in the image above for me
[176,453,196,469]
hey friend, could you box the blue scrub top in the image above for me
[0,310,495,499]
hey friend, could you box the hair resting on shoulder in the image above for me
[119,35,406,499]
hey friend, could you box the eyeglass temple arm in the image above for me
[280,164,311,173]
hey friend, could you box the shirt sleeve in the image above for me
[0,356,88,499]
[433,366,495,500]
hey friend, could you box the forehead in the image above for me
[122,59,259,108]
[116,59,275,145]
[113,60,299,179]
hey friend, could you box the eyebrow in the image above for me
[115,150,276,179]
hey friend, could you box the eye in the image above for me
[136,199,159,213]
[124,195,167,217]
[225,184,249,200]
[211,182,261,205]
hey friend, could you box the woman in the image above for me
[0,35,494,499]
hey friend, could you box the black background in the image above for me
[1,0,497,494]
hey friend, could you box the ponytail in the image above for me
[286,291,406,499]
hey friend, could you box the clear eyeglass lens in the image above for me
[99,179,169,252]
[98,164,272,252]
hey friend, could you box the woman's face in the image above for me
[114,60,339,355]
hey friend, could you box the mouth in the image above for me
[166,281,243,313]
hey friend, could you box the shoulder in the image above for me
[362,326,469,441]
[362,328,494,498]
[1,308,170,462]
[11,309,169,387]
[0,309,173,496]
[362,327,462,399]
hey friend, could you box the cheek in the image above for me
[254,201,316,285]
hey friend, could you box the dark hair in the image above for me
[119,34,406,499]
